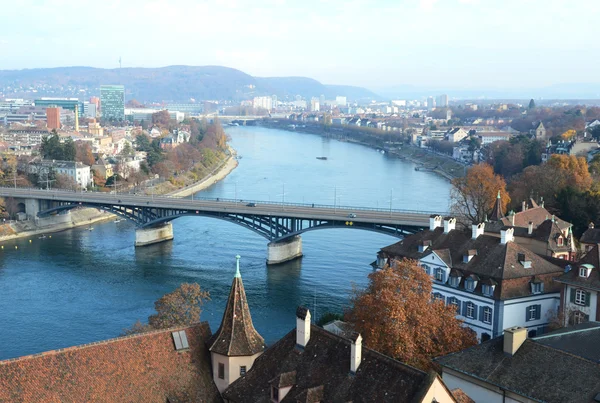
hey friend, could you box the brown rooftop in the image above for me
[0,323,222,403]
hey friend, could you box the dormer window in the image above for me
[465,278,475,292]
[449,275,460,287]
[434,268,444,282]
[518,253,532,269]
[271,386,279,402]
[482,284,494,296]
[557,236,563,246]
[463,250,477,263]
[418,240,431,253]
[531,281,544,294]
[579,264,593,278]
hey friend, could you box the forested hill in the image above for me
[0,65,382,103]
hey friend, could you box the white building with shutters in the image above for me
[378,216,565,342]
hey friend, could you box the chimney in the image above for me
[521,201,526,212]
[501,228,514,244]
[429,215,442,231]
[503,327,527,355]
[510,212,515,226]
[350,332,362,374]
[296,306,311,349]
[471,222,485,239]
[590,222,595,229]
[528,221,533,235]
[443,217,456,234]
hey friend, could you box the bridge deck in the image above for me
[0,188,437,228]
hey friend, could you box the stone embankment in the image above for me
[0,147,238,243]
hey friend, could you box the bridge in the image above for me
[0,187,437,264]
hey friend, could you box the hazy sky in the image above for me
[2,0,598,89]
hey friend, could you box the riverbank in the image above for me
[259,120,464,181]
[0,146,238,243]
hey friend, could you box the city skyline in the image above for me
[2,0,599,90]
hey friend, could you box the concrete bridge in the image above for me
[0,188,438,264]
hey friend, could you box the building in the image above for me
[427,96,435,111]
[437,94,449,107]
[534,121,546,138]
[252,96,272,111]
[476,131,511,145]
[125,108,184,123]
[91,159,114,179]
[555,244,600,325]
[165,103,204,114]
[28,160,92,189]
[579,222,600,253]
[445,128,468,143]
[310,98,320,112]
[0,256,462,402]
[89,96,100,112]
[223,306,459,402]
[0,98,33,112]
[82,101,97,118]
[485,197,576,260]
[34,98,83,116]
[436,324,600,403]
[100,85,125,121]
[378,217,565,341]
[45,107,61,130]
[335,96,347,106]
[87,118,104,136]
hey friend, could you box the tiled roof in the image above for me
[534,322,600,362]
[556,244,600,292]
[222,325,436,403]
[0,323,222,403]
[208,273,265,357]
[489,192,504,221]
[580,226,600,244]
[452,388,475,403]
[498,207,571,231]
[436,332,600,403]
[380,228,564,299]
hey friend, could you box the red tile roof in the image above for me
[0,323,222,403]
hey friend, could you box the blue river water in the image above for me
[0,126,451,359]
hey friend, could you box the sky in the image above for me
[1,0,599,90]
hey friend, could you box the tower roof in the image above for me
[209,256,264,357]
[489,190,504,221]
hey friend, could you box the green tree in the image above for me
[135,134,152,152]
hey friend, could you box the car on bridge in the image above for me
[348,213,357,218]
[246,202,257,207]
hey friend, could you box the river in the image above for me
[0,126,451,360]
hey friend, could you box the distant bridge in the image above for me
[0,188,438,264]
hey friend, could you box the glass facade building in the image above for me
[100,85,125,121]
[34,98,84,117]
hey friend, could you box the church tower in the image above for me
[209,255,265,393]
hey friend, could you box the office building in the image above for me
[427,96,435,111]
[310,98,320,112]
[35,98,83,117]
[436,94,449,108]
[100,85,125,121]
[253,96,272,111]
[336,96,347,106]
[46,107,61,130]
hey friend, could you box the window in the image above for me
[218,363,225,379]
[531,282,543,294]
[482,284,494,296]
[435,268,444,281]
[449,297,460,314]
[465,279,475,291]
[575,289,586,305]
[422,264,430,275]
[449,276,460,287]
[240,366,247,376]
[526,304,541,321]
[483,307,492,324]
[466,302,475,319]
[572,311,587,325]
[433,293,444,302]
[557,237,563,246]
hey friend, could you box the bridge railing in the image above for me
[0,187,448,216]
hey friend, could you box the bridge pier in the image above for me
[267,235,303,265]
[135,223,174,247]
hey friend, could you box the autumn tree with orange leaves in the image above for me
[451,163,510,223]
[122,283,210,335]
[345,259,477,370]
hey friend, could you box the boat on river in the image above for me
[316,157,328,160]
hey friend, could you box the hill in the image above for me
[0,65,382,103]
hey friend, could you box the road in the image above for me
[0,187,438,227]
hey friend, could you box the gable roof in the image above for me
[223,325,442,403]
[497,207,570,231]
[436,328,600,403]
[208,264,265,357]
[0,323,222,403]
